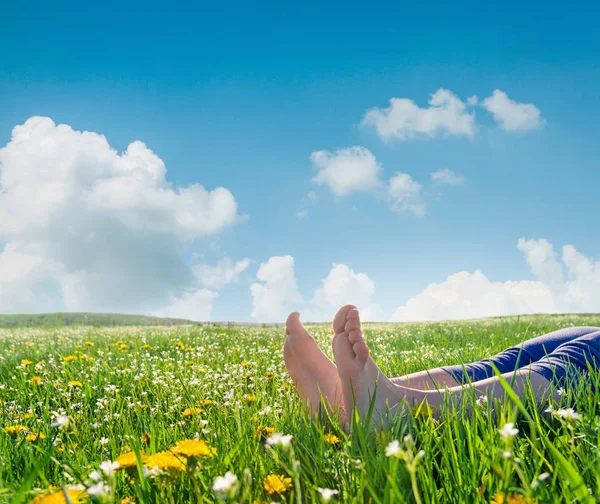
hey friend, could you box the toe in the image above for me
[286,312,310,338]
[353,340,370,364]
[333,304,357,334]
[348,329,363,344]
[347,308,361,322]
[332,332,356,362]
[345,318,360,333]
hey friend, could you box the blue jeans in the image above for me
[442,326,600,386]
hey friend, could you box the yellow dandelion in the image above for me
[172,439,216,458]
[176,341,185,349]
[21,359,33,366]
[263,474,292,495]
[26,432,47,442]
[37,360,45,367]
[30,376,41,386]
[115,451,148,470]
[255,426,275,438]
[491,494,536,504]
[181,407,203,417]
[245,394,256,403]
[120,498,136,504]
[202,399,212,406]
[142,344,151,349]
[145,451,186,472]
[85,341,94,346]
[29,487,86,504]
[323,433,341,445]
[23,412,34,419]
[60,355,77,363]
[265,371,274,378]
[68,381,83,388]
[4,424,28,436]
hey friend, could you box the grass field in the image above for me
[1,314,600,503]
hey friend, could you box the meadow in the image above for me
[1,314,600,503]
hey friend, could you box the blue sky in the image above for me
[1,1,599,321]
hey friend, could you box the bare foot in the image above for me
[283,312,343,418]
[332,305,407,426]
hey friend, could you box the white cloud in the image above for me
[391,238,600,322]
[194,257,251,290]
[251,256,302,322]
[307,264,385,322]
[157,289,218,321]
[361,88,475,142]
[481,90,544,132]
[311,146,383,196]
[296,210,308,220]
[467,95,479,106]
[388,173,426,216]
[0,117,243,315]
[430,168,465,186]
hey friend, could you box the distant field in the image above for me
[1,313,600,503]
[0,312,196,328]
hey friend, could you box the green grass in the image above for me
[1,314,600,503]
[0,313,195,328]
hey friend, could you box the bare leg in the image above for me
[390,369,461,389]
[331,305,559,428]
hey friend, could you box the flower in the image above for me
[385,440,401,457]
[213,471,238,493]
[265,432,293,448]
[115,451,147,470]
[323,433,340,445]
[255,426,275,438]
[246,394,256,403]
[29,487,86,504]
[546,407,581,421]
[145,451,186,472]
[181,407,203,417]
[68,381,83,388]
[498,422,519,440]
[4,424,28,436]
[120,498,136,504]
[60,355,77,362]
[30,376,41,385]
[99,460,120,476]
[21,359,33,366]
[143,465,163,479]
[172,439,216,458]
[51,415,70,429]
[317,488,339,502]
[26,432,47,442]
[491,493,536,503]
[99,437,109,445]
[87,482,110,497]
[263,474,292,495]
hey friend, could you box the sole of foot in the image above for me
[331,305,405,428]
[283,312,343,418]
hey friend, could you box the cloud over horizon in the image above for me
[391,238,600,322]
[0,117,244,319]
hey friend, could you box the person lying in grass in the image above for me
[283,304,600,429]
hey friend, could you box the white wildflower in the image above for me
[385,440,401,458]
[498,422,519,440]
[317,487,339,502]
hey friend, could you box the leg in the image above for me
[332,305,597,427]
[441,326,600,385]
[390,369,461,389]
[391,327,599,390]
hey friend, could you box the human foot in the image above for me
[332,305,407,426]
[283,312,343,417]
